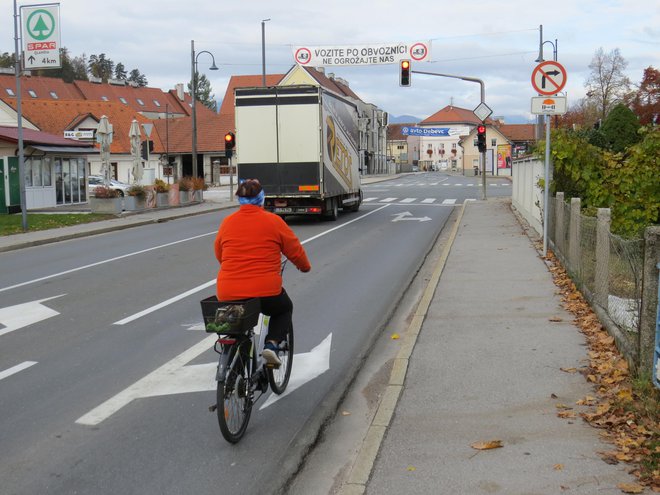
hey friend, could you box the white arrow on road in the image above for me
[392,211,431,223]
[0,295,64,337]
[260,333,331,410]
[76,333,332,426]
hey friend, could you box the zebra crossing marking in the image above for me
[441,199,457,205]
[400,198,416,203]
[421,198,436,203]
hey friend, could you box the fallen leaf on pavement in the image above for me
[554,464,564,470]
[341,411,351,416]
[471,440,503,450]
[617,482,644,493]
[560,367,577,373]
[391,333,400,340]
[406,465,416,472]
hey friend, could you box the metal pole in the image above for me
[261,22,265,86]
[190,40,197,179]
[543,114,551,257]
[14,0,27,231]
[229,156,234,200]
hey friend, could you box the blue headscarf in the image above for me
[238,189,265,206]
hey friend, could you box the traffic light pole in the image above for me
[412,70,487,200]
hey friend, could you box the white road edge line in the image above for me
[0,361,38,381]
[114,204,391,326]
[0,232,216,294]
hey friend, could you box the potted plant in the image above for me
[124,184,147,211]
[178,177,194,204]
[191,176,207,202]
[154,179,170,207]
[89,185,122,214]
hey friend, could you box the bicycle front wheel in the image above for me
[217,346,252,443]
[267,323,294,395]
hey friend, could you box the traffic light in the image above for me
[399,59,411,87]
[140,140,153,160]
[477,125,487,153]
[224,132,235,158]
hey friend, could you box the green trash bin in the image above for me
[5,157,21,214]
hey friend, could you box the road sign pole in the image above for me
[543,114,551,257]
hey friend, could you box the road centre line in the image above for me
[0,232,215,294]
[114,204,391,326]
[0,361,37,381]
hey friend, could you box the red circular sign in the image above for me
[294,47,312,65]
[409,43,428,61]
[531,61,567,95]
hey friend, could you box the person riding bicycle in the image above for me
[214,179,311,367]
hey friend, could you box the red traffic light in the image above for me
[477,125,486,135]
[399,59,411,87]
[224,132,235,149]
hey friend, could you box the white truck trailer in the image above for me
[234,85,362,220]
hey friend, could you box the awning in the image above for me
[29,145,98,154]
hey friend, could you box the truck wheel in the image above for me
[323,198,338,221]
[346,190,362,212]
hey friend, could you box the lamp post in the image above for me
[190,40,218,179]
[261,19,270,87]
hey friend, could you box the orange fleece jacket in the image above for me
[214,205,311,301]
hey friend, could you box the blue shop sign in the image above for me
[401,127,450,137]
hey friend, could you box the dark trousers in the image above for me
[259,289,293,343]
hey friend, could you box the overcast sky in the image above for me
[4,0,659,122]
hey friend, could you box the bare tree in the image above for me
[585,47,632,119]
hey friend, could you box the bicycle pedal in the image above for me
[265,363,280,370]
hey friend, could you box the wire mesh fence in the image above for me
[548,196,643,358]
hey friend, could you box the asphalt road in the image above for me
[0,172,508,494]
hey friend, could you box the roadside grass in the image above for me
[0,213,114,236]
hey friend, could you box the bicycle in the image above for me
[200,273,294,444]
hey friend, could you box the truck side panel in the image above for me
[321,91,360,197]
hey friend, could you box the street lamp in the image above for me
[190,40,218,179]
[535,25,558,62]
[261,19,270,87]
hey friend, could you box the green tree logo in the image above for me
[27,10,55,41]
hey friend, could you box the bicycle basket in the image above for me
[200,296,260,334]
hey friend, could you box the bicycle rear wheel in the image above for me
[217,345,252,443]
[267,323,294,395]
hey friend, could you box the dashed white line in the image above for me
[0,361,37,381]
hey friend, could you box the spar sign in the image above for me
[293,41,431,66]
[21,3,61,69]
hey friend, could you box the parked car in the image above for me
[87,175,131,197]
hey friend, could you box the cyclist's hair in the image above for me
[236,179,262,198]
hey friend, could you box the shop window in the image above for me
[43,157,52,187]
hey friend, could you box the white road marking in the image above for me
[392,212,432,222]
[76,333,333,424]
[380,198,397,203]
[76,335,216,425]
[400,198,416,203]
[363,197,377,202]
[0,233,215,294]
[0,361,37,381]
[442,199,457,205]
[421,198,436,204]
[260,333,332,409]
[0,295,65,337]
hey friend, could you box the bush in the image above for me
[153,179,170,193]
[191,176,208,191]
[127,184,146,198]
[93,185,119,198]
[178,177,193,192]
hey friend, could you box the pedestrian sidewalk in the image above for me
[342,198,645,495]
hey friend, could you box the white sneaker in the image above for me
[262,347,281,368]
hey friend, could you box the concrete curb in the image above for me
[339,199,472,495]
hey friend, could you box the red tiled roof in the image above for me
[72,79,183,114]
[303,67,362,101]
[152,113,234,154]
[0,73,84,100]
[421,105,492,125]
[2,98,162,154]
[495,123,536,142]
[0,125,92,147]
[387,123,417,140]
